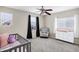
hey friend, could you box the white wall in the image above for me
[0,6,44,38]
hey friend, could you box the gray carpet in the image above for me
[30,38,79,52]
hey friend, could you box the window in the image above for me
[54,16,75,32]
[31,16,36,30]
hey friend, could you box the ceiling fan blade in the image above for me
[40,11,43,15]
[45,9,53,11]
[45,11,51,15]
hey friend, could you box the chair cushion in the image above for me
[0,34,8,48]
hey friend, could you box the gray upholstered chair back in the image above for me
[40,27,50,37]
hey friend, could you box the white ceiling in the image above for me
[6,6,79,14]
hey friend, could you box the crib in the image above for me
[0,34,31,52]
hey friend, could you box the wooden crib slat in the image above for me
[23,45,26,52]
[19,47,21,52]
[27,43,31,52]
[14,48,17,52]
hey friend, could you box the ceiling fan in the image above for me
[37,6,53,15]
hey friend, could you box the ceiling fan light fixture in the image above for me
[37,6,53,15]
